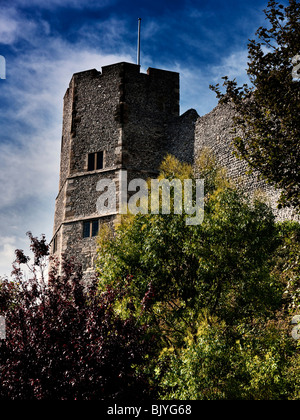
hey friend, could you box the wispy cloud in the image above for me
[0,11,133,276]
[0,10,18,45]
[77,17,134,53]
[0,6,43,45]
[213,50,248,78]
[210,49,250,87]
[163,49,249,116]
[0,236,17,277]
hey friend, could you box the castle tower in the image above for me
[51,61,299,276]
[51,62,180,275]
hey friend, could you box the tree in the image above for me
[157,313,297,400]
[210,0,300,210]
[273,221,300,312]
[0,233,154,400]
[96,153,300,399]
[96,154,281,348]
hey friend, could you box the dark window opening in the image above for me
[88,151,103,171]
[88,153,95,171]
[83,220,99,238]
[92,220,99,237]
[97,151,103,170]
[53,235,58,253]
[83,221,91,238]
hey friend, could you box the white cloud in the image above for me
[165,49,250,117]
[0,236,17,278]
[0,15,133,277]
[169,63,217,116]
[0,7,24,45]
[0,6,42,45]
[211,49,249,82]
[0,13,18,45]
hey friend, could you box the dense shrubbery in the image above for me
[0,153,299,400]
[96,154,300,400]
[0,235,154,400]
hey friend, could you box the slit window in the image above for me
[88,151,103,171]
[83,220,99,238]
[52,235,58,253]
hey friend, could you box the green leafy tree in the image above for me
[273,221,300,312]
[211,0,300,210]
[96,152,300,399]
[157,314,298,400]
[96,154,281,348]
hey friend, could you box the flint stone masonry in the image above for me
[193,101,299,222]
[52,62,181,274]
[51,61,299,276]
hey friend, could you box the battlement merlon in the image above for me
[63,62,180,116]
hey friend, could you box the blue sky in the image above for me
[0,0,280,276]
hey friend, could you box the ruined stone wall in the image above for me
[193,101,299,222]
[166,108,198,165]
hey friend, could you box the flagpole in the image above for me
[137,18,141,66]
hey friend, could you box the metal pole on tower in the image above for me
[137,18,141,66]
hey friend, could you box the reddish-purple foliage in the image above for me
[14,249,30,265]
[27,231,49,266]
[0,235,154,400]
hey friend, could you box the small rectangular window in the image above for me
[88,153,95,171]
[92,220,99,237]
[97,151,103,170]
[88,152,103,171]
[53,235,58,253]
[83,221,91,238]
[83,220,99,238]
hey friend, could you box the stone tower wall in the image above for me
[51,62,181,274]
[193,101,299,222]
[121,66,179,172]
